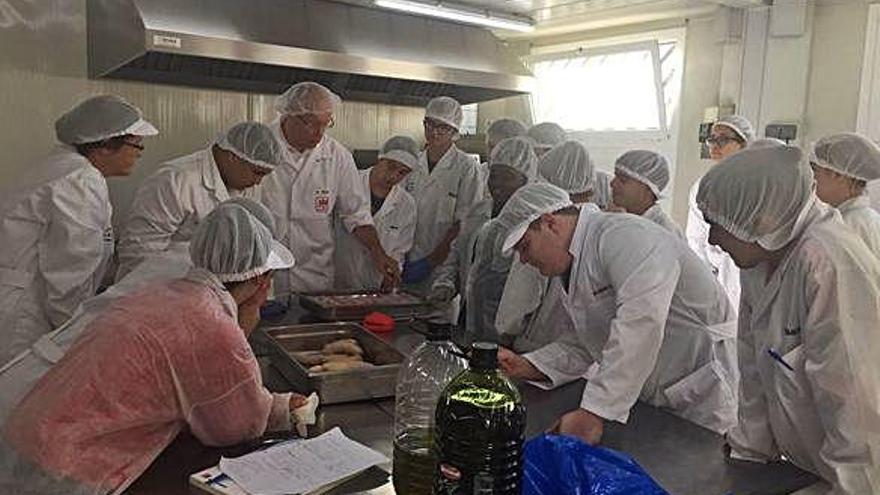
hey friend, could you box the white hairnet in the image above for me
[498,182,573,255]
[696,145,815,250]
[527,122,566,150]
[487,118,527,146]
[810,132,880,182]
[538,141,595,194]
[215,121,283,170]
[749,138,786,149]
[490,136,538,181]
[378,135,420,170]
[274,82,341,117]
[55,95,158,145]
[425,96,463,131]
[714,114,755,143]
[614,150,670,197]
[190,198,295,282]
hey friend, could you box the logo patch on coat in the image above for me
[314,189,331,214]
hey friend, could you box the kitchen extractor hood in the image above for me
[87,0,535,106]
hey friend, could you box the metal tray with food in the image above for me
[297,290,433,321]
[264,322,405,404]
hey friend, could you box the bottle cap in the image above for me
[422,319,454,341]
[469,342,498,370]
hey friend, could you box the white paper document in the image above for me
[218,427,388,495]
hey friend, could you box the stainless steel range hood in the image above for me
[87,0,534,106]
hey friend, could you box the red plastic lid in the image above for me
[363,312,395,333]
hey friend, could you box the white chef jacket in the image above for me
[116,148,257,279]
[837,195,880,260]
[0,145,114,365]
[334,168,416,290]
[525,207,739,434]
[644,204,685,239]
[686,178,740,310]
[727,203,880,494]
[403,145,483,294]
[261,119,373,298]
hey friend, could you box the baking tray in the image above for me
[264,322,405,404]
[297,290,434,321]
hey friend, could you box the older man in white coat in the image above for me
[117,122,282,279]
[497,183,738,445]
[262,82,400,300]
[334,136,418,290]
[698,145,880,494]
[0,95,157,365]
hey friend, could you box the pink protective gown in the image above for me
[0,269,290,494]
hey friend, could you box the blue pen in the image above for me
[767,348,794,371]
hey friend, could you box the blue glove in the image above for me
[402,258,431,284]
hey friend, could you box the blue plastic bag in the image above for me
[523,434,669,495]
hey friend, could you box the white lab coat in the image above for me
[868,180,880,213]
[525,207,739,434]
[727,203,880,493]
[404,145,483,295]
[334,168,416,290]
[686,178,740,310]
[644,204,685,239]
[0,146,114,365]
[837,195,880,259]
[261,119,373,298]
[431,199,492,299]
[0,253,192,425]
[116,148,257,280]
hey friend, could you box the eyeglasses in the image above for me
[423,119,456,135]
[706,136,739,148]
[122,141,145,151]
[297,114,335,131]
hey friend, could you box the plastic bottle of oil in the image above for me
[392,321,466,495]
[433,342,526,494]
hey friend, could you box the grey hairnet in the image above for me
[378,135,420,170]
[487,118,527,147]
[714,114,755,143]
[55,95,158,145]
[811,132,880,182]
[614,150,670,197]
[527,122,566,150]
[215,122,283,170]
[498,182,574,255]
[222,196,277,236]
[190,198,294,282]
[425,96,463,131]
[274,82,341,117]
[490,136,538,181]
[538,141,595,194]
[696,145,816,250]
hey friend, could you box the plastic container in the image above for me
[433,342,526,494]
[392,321,467,495]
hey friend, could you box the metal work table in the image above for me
[125,306,818,495]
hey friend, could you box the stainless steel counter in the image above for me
[126,306,819,495]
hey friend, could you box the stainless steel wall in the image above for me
[0,0,424,225]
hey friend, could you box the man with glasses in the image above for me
[262,82,400,300]
[0,95,157,364]
[685,114,755,310]
[116,122,283,280]
[402,96,483,320]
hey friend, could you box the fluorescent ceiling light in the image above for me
[374,0,535,32]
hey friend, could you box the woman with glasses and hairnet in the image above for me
[117,122,283,279]
[495,182,737,444]
[334,136,418,290]
[495,140,595,353]
[429,137,538,342]
[686,115,755,311]
[0,199,317,495]
[809,133,880,258]
[262,82,400,299]
[609,150,684,238]
[697,145,880,494]
[401,97,484,319]
[0,95,157,365]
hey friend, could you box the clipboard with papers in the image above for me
[189,427,389,495]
